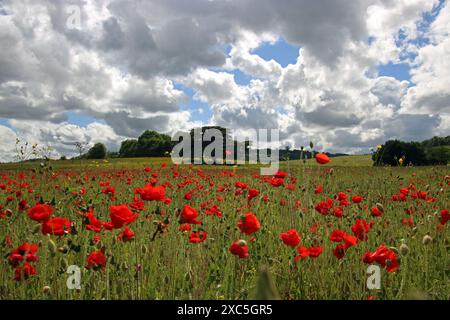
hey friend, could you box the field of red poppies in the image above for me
[0,157,448,300]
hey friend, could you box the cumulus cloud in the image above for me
[0,0,449,161]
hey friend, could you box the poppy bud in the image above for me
[237,239,247,247]
[376,203,384,213]
[48,239,57,254]
[120,262,129,271]
[58,245,69,254]
[32,224,41,234]
[422,235,433,245]
[389,247,399,254]
[399,243,409,256]
[411,227,418,235]
[60,257,68,270]
[141,244,148,254]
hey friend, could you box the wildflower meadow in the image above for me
[0,156,448,300]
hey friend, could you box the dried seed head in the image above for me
[399,243,409,256]
[422,235,433,245]
[43,286,51,294]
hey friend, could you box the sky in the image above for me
[0,0,449,161]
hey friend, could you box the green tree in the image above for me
[119,139,138,158]
[86,143,107,159]
[426,146,450,165]
[373,140,427,166]
[135,130,172,157]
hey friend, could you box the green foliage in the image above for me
[119,139,138,158]
[421,135,450,148]
[118,131,173,158]
[373,138,450,166]
[373,140,427,166]
[135,130,172,157]
[86,143,107,159]
[426,146,450,165]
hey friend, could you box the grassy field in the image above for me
[0,156,448,300]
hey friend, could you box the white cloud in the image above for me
[0,0,449,159]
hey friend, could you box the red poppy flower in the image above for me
[330,229,347,242]
[247,188,259,200]
[118,227,135,242]
[9,242,39,267]
[189,230,207,243]
[315,153,330,164]
[294,246,310,261]
[14,263,37,281]
[342,234,358,248]
[440,209,449,225]
[136,185,166,201]
[270,177,284,187]
[42,217,72,236]
[179,223,192,233]
[363,245,399,272]
[308,246,323,258]
[87,248,107,270]
[314,185,323,194]
[351,196,363,203]
[229,240,249,259]
[109,204,138,229]
[351,219,373,241]
[315,198,334,215]
[333,243,347,259]
[371,207,383,217]
[279,229,301,247]
[237,212,261,235]
[84,212,103,233]
[274,171,288,179]
[180,205,202,224]
[27,203,53,222]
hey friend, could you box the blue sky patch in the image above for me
[173,82,212,123]
[65,111,104,127]
[377,62,411,82]
[252,37,300,67]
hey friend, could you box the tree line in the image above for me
[79,129,449,167]
[373,136,450,166]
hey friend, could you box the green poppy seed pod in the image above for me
[96,241,104,250]
[32,224,41,234]
[389,247,399,254]
[400,243,409,256]
[423,235,433,245]
[58,245,69,254]
[48,239,57,254]
[60,257,69,270]
[121,261,129,271]
[43,286,51,294]
[309,141,314,149]
[376,203,384,213]
[237,239,248,247]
